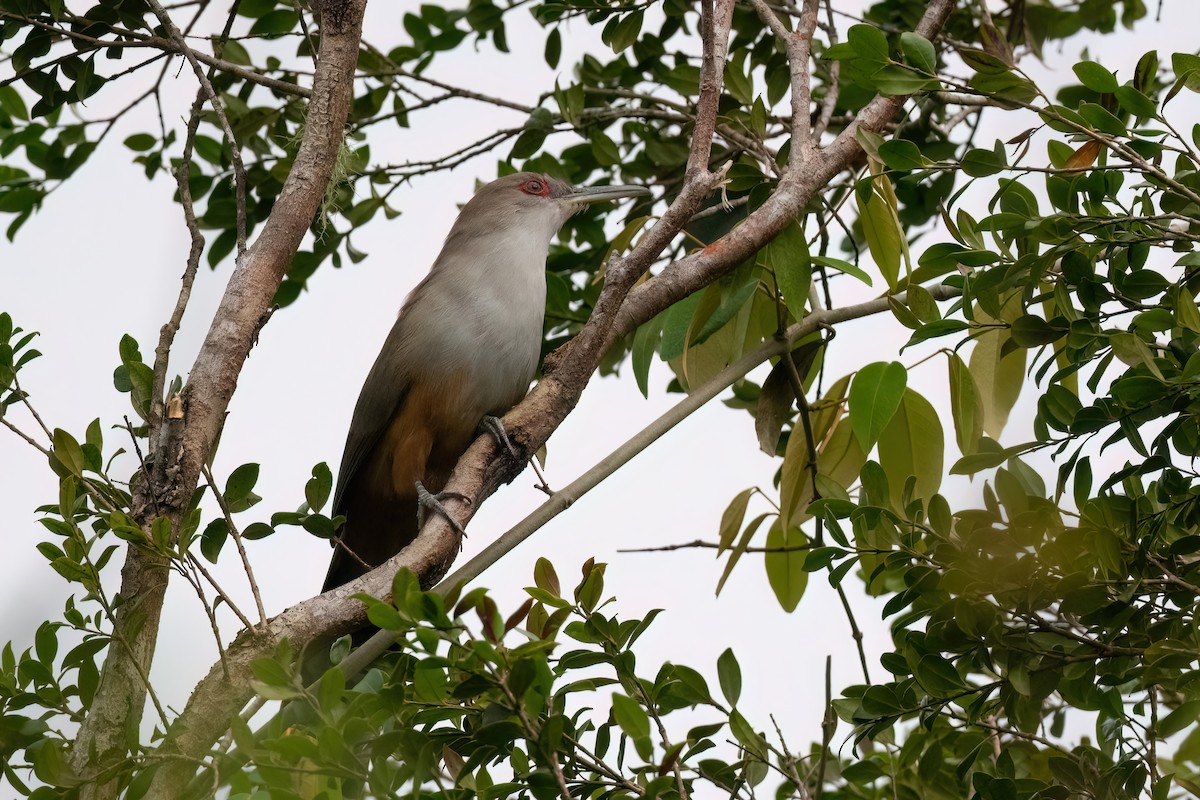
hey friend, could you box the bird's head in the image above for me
[459,172,650,244]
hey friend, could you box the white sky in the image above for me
[1,0,1197,785]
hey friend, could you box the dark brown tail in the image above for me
[321,492,420,593]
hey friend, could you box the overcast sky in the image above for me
[1,0,1195,776]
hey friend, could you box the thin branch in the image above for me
[815,655,834,799]
[746,0,819,165]
[834,583,870,682]
[609,0,957,342]
[375,66,534,114]
[0,11,310,97]
[779,339,823,543]
[811,1,840,141]
[201,464,267,627]
[145,0,248,256]
[622,539,814,554]
[177,558,232,678]
[13,376,52,440]
[149,94,206,447]
[0,415,50,456]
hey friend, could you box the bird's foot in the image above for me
[415,480,470,537]
[480,415,520,460]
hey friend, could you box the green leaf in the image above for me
[51,428,84,477]
[858,175,905,290]
[877,388,943,509]
[224,463,261,507]
[658,292,703,362]
[914,653,965,694]
[1114,85,1158,118]
[611,692,650,741]
[899,32,936,74]
[544,27,561,69]
[631,314,665,398]
[1110,331,1164,380]
[534,557,560,597]
[960,146,1007,177]
[123,133,156,152]
[724,51,754,105]
[848,361,907,450]
[969,297,1026,438]
[716,513,768,596]
[905,283,940,323]
[248,9,298,36]
[606,10,643,54]
[249,657,301,700]
[717,648,742,707]
[200,518,228,563]
[728,709,769,761]
[1072,61,1118,93]
[1010,314,1065,347]
[758,219,811,322]
[947,353,983,456]
[718,488,755,552]
[305,462,332,513]
[877,139,926,172]
[812,256,872,286]
[1175,287,1200,333]
[764,519,807,613]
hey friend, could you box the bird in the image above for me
[322,172,650,592]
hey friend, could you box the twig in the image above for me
[768,714,806,795]
[0,415,50,456]
[13,376,52,440]
[621,539,814,554]
[149,94,206,446]
[145,0,248,255]
[201,464,268,627]
[815,655,834,799]
[177,558,232,678]
[124,416,161,515]
[778,338,824,543]
[834,583,869,682]
[0,11,310,97]
[184,553,256,633]
[811,1,840,141]
[746,0,819,166]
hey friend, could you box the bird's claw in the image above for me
[414,480,470,537]
[481,415,520,460]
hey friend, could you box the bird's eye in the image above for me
[522,179,548,196]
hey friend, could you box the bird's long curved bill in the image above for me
[566,184,651,205]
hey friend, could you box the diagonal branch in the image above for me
[609,0,957,342]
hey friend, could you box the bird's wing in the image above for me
[331,320,413,518]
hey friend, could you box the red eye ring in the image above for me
[521,178,551,197]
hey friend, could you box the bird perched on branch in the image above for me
[322,172,649,591]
